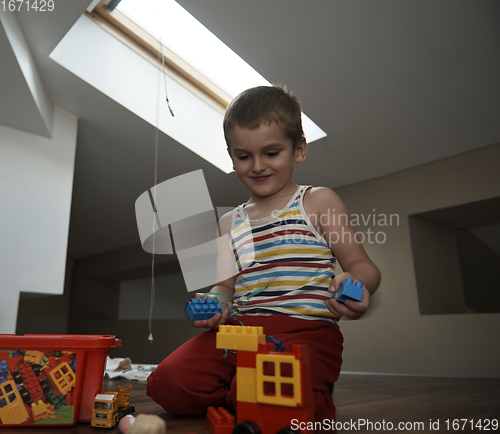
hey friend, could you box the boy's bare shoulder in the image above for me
[218,209,235,235]
[304,186,346,214]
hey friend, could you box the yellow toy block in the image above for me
[31,400,50,421]
[236,367,257,403]
[216,325,266,352]
[24,350,44,365]
[256,354,302,407]
[48,361,76,395]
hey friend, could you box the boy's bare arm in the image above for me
[193,212,236,329]
[305,187,381,320]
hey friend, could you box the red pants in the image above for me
[147,315,343,422]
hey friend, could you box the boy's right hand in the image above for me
[192,293,232,330]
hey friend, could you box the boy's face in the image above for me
[227,122,306,199]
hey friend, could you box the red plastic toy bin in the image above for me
[0,334,121,427]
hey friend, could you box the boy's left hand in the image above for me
[325,273,370,320]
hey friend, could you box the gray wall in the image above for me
[334,142,500,378]
[1,107,77,333]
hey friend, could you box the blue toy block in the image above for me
[332,278,364,303]
[0,360,8,384]
[186,297,223,321]
[0,360,8,376]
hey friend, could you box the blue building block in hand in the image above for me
[333,278,364,303]
[186,297,223,321]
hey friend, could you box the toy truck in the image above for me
[91,385,134,428]
[206,325,313,434]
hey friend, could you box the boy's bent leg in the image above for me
[309,329,343,422]
[147,329,237,415]
[282,324,343,422]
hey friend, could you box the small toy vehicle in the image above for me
[91,385,135,428]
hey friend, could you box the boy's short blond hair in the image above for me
[223,85,304,149]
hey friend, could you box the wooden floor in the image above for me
[2,374,498,433]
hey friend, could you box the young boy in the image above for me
[147,85,380,423]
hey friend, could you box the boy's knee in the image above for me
[146,366,193,415]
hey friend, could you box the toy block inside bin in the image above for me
[186,297,223,321]
[0,334,121,427]
[333,278,364,303]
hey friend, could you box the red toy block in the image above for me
[65,389,74,406]
[237,350,257,368]
[207,326,314,434]
[44,356,59,370]
[17,362,44,401]
[58,354,73,365]
[206,407,235,434]
[7,355,23,373]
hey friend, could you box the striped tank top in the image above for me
[230,185,338,324]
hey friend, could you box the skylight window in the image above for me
[117,0,265,98]
[63,0,326,172]
[115,0,327,144]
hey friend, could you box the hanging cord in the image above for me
[147,40,162,344]
[148,35,175,344]
[160,40,175,117]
